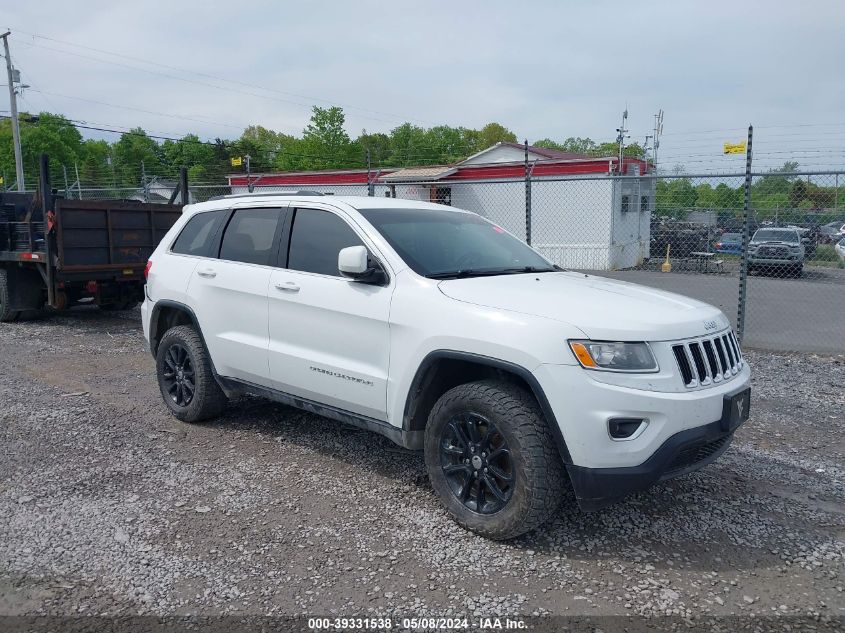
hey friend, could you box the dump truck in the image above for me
[0,155,183,321]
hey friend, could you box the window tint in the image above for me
[358,208,553,277]
[171,210,226,256]
[219,208,281,266]
[288,208,364,276]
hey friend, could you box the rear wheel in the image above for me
[424,380,566,540]
[0,269,21,322]
[156,325,227,422]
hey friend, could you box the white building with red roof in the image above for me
[228,142,654,270]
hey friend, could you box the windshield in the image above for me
[752,229,799,243]
[357,208,555,278]
[721,233,741,241]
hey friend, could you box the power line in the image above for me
[10,29,434,127]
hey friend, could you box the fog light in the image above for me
[608,417,646,440]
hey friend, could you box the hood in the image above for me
[438,271,728,341]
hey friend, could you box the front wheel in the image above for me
[156,325,227,422]
[424,380,567,540]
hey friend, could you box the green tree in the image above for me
[389,123,428,166]
[789,179,808,208]
[300,106,352,169]
[0,112,83,185]
[112,128,163,186]
[477,122,517,149]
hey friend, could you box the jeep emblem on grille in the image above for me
[703,319,718,331]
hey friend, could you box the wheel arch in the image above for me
[149,300,203,356]
[402,350,572,463]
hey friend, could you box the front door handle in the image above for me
[197,268,217,278]
[274,281,300,292]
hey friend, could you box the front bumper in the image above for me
[567,416,740,510]
[749,255,801,266]
[534,360,751,510]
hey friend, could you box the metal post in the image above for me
[524,139,532,245]
[366,149,374,197]
[245,154,253,193]
[63,165,69,198]
[179,167,189,205]
[74,162,82,200]
[38,154,55,307]
[2,32,25,191]
[736,125,753,343]
[141,160,149,203]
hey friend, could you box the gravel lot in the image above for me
[0,308,843,628]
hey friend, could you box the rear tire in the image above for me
[424,380,566,540]
[156,325,227,423]
[0,269,21,322]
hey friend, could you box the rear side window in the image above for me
[219,208,282,266]
[171,210,226,257]
[287,208,365,276]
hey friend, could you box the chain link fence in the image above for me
[46,169,845,354]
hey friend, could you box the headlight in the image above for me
[569,341,658,372]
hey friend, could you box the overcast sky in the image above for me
[4,0,845,171]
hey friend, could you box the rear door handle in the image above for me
[196,268,217,278]
[274,281,300,292]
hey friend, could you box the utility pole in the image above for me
[652,109,664,173]
[616,109,629,175]
[1,32,25,191]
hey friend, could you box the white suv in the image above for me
[142,194,751,539]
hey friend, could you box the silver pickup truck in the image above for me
[748,228,805,277]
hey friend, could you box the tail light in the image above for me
[144,260,152,280]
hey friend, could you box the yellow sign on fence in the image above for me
[723,141,747,155]
[230,156,243,167]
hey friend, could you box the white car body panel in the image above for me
[142,194,751,476]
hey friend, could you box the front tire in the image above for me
[424,380,566,540]
[156,325,227,422]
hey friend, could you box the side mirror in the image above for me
[338,245,386,284]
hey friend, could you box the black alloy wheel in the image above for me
[440,412,514,514]
[161,342,195,407]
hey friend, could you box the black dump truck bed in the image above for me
[0,158,185,319]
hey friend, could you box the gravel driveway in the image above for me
[0,309,843,629]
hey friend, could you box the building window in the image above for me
[640,195,649,213]
[621,195,631,213]
[430,186,452,206]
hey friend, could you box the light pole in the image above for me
[1,32,25,191]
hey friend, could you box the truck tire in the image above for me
[424,380,566,540]
[0,269,21,322]
[156,325,227,423]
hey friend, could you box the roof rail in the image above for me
[206,190,325,202]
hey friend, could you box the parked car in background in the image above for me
[748,228,805,277]
[820,221,845,244]
[836,237,845,263]
[714,232,742,255]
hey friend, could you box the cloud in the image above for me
[5,0,845,169]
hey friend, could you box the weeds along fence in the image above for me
[13,169,845,354]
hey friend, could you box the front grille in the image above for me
[758,245,789,258]
[664,435,731,476]
[671,330,743,388]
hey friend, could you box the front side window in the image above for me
[218,208,282,266]
[171,210,226,257]
[358,208,554,279]
[287,208,365,276]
